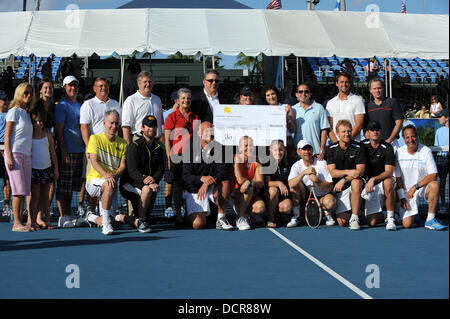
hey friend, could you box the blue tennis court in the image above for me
[0,215,447,300]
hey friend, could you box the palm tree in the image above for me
[235,53,263,84]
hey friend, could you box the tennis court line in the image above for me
[267,228,373,299]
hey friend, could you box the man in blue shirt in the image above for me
[292,83,329,160]
[434,108,449,215]
[54,76,86,227]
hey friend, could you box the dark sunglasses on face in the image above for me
[297,90,310,94]
[24,91,33,96]
[206,79,219,83]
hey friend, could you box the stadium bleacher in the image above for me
[11,54,61,81]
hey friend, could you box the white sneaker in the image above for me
[216,217,234,230]
[58,215,75,228]
[386,218,397,231]
[349,216,361,230]
[287,218,300,228]
[236,216,251,230]
[324,212,336,226]
[102,223,114,235]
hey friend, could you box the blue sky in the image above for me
[1,0,448,68]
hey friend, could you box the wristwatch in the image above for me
[414,183,420,190]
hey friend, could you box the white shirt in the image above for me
[204,89,220,113]
[326,93,365,141]
[5,106,32,155]
[122,91,163,138]
[395,143,437,190]
[80,96,121,135]
[431,102,442,114]
[288,158,332,197]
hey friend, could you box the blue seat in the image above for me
[331,65,342,71]
[418,72,428,81]
[314,70,323,81]
[409,73,417,82]
[429,61,437,68]
[424,67,433,74]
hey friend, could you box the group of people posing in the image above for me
[0,69,448,235]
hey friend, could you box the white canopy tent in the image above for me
[0,9,448,59]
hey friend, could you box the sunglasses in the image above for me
[24,91,33,96]
[205,79,220,83]
[297,90,310,94]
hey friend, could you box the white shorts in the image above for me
[182,185,215,216]
[335,187,352,215]
[86,178,118,215]
[396,186,427,219]
[362,182,386,216]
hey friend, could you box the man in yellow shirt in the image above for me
[85,110,127,235]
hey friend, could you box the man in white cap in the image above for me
[288,139,337,227]
[54,76,86,227]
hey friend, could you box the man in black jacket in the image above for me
[191,70,225,123]
[120,115,164,232]
[182,121,233,230]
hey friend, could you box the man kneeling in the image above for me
[84,110,128,235]
[182,121,232,230]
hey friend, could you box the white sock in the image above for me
[114,214,121,222]
[387,211,394,219]
[350,214,359,221]
[426,213,435,222]
[217,213,225,220]
[292,206,300,218]
[87,213,99,223]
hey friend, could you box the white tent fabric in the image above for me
[0,9,448,59]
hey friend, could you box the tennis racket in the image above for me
[305,184,322,229]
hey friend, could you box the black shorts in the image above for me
[0,151,8,180]
[170,160,184,182]
[31,166,54,185]
[164,152,174,184]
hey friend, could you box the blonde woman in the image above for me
[4,83,35,232]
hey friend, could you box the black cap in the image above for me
[142,115,158,127]
[240,86,254,96]
[367,120,382,131]
[435,109,449,118]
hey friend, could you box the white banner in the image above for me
[213,104,286,146]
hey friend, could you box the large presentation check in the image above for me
[213,104,286,146]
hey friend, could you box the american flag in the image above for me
[266,0,282,10]
[401,1,407,14]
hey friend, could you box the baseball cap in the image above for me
[297,140,313,150]
[240,86,254,96]
[142,115,158,127]
[435,109,449,118]
[367,120,382,131]
[63,75,79,86]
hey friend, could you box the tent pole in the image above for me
[212,55,215,70]
[296,56,299,86]
[384,58,388,94]
[119,56,124,106]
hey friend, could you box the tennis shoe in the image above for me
[324,213,336,226]
[58,215,75,228]
[424,218,447,231]
[287,217,300,228]
[137,219,152,233]
[236,216,251,230]
[349,216,361,230]
[385,218,397,231]
[102,223,114,235]
[164,207,175,218]
[216,217,234,230]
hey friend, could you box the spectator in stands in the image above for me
[414,105,430,118]
[340,58,356,83]
[182,121,232,230]
[326,72,366,143]
[70,54,83,80]
[84,110,127,235]
[164,88,199,224]
[397,105,416,148]
[292,83,329,160]
[239,86,255,105]
[429,95,443,118]
[3,66,14,100]
[3,83,34,232]
[54,76,85,228]
[29,108,58,230]
[191,69,225,123]
[360,121,396,231]
[0,91,12,217]
[41,57,53,81]
[366,57,379,80]
[264,140,293,228]
[288,140,336,227]
[365,77,403,150]
[162,91,179,217]
[120,115,164,233]
[232,135,265,230]
[395,125,446,230]
[80,77,122,217]
[434,109,449,215]
[122,71,163,145]
[325,119,366,230]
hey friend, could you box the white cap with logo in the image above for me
[63,75,79,86]
[297,139,313,150]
